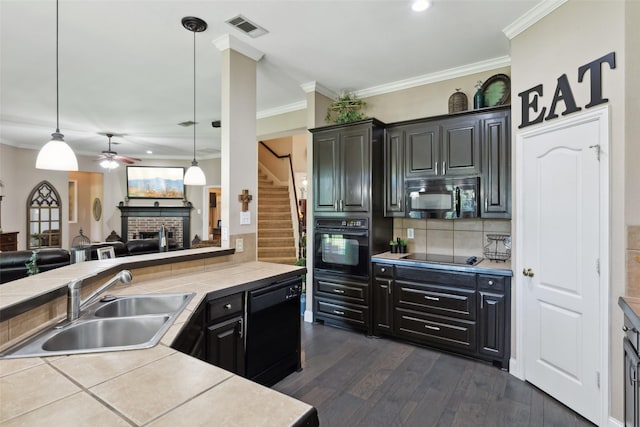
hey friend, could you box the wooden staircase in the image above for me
[258,169,297,264]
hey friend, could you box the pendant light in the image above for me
[182,17,207,186]
[36,0,78,171]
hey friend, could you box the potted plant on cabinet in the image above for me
[325,92,367,124]
[389,240,398,253]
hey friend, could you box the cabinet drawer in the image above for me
[396,266,475,289]
[207,293,243,323]
[315,278,367,303]
[374,263,394,278]
[316,298,368,325]
[477,274,506,292]
[395,308,476,352]
[397,282,476,320]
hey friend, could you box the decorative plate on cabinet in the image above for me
[481,74,510,107]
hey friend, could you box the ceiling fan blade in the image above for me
[115,155,142,163]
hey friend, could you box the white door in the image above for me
[520,112,606,424]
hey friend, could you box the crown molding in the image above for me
[503,0,568,40]
[256,100,307,120]
[300,81,338,99]
[212,34,264,62]
[354,56,511,99]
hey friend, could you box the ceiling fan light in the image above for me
[36,132,78,171]
[184,161,206,186]
[100,159,119,170]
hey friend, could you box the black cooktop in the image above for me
[402,253,483,266]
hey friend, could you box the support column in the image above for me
[214,35,263,261]
[301,81,335,322]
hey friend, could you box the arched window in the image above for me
[27,181,62,249]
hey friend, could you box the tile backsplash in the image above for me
[392,218,512,258]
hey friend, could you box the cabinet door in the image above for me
[384,127,405,216]
[373,278,393,334]
[624,338,640,427]
[478,291,506,359]
[340,127,370,212]
[441,116,481,176]
[206,316,245,375]
[481,111,511,218]
[405,122,440,178]
[313,131,340,212]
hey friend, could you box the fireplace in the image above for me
[118,206,193,249]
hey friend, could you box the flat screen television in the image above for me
[126,166,185,199]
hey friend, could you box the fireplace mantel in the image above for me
[118,206,192,248]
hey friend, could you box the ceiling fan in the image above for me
[96,133,141,169]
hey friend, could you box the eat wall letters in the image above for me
[518,52,616,128]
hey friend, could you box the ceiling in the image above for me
[0,0,539,162]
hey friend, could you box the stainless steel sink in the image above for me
[0,292,195,359]
[93,294,193,318]
[41,316,171,352]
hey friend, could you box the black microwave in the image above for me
[405,177,480,219]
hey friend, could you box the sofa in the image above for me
[0,248,71,284]
[0,239,180,284]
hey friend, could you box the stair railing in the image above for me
[258,141,303,260]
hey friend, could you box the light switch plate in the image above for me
[407,228,414,239]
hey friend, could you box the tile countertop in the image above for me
[371,251,513,276]
[0,260,317,427]
[619,296,640,331]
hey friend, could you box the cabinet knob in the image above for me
[522,268,535,277]
[381,267,386,272]
[224,303,232,309]
[488,280,494,286]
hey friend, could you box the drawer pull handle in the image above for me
[333,289,345,294]
[425,325,440,331]
[224,303,232,310]
[488,280,494,286]
[623,325,638,333]
[333,310,345,315]
[424,296,440,301]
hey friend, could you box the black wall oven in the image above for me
[313,218,369,278]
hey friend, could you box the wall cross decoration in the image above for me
[238,189,253,212]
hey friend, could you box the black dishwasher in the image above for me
[246,277,302,387]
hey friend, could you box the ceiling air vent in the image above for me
[225,15,268,38]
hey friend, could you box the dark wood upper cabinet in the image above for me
[404,122,440,178]
[383,106,511,219]
[311,119,384,215]
[384,127,405,216]
[441,116,481,176]
[481,110,511,218]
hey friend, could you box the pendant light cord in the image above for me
[192,29,197,163]
[55,0,60,133]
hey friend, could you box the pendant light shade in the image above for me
[36,0,78,171]
[182,16,207,186]
[36,132,78,171]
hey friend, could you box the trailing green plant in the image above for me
[325,92,367,124]
[25,251,39,276]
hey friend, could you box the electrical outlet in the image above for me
[407,228,414,239]
[236,238,244,252]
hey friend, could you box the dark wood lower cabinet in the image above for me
[373,262,511,369]
[206,316,244,376]
[313,271,370,333]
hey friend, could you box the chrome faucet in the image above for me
[67,270,132,322]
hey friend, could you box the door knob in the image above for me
[522,268,535,277]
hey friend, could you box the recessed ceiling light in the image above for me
[412,0,431,12]
[146,150,152,154]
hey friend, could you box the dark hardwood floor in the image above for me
[274,322,595,427]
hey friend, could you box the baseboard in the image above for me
[303,310,314,323]
[509,356,524,380]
